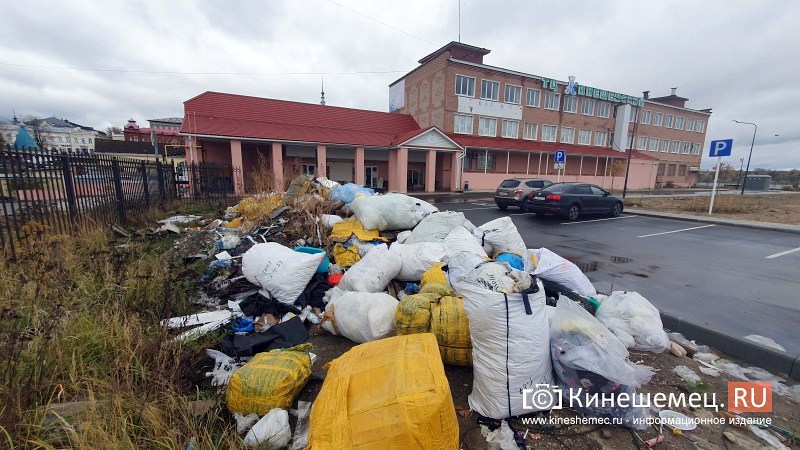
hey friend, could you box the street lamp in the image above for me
[736,157,744,188]
[732,120,757,195]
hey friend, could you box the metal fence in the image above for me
[1,148,239,259]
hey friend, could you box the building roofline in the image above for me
[178,132,393,150]
[417,41,490,65]
[396,127,464,150]
[643,99,712,116]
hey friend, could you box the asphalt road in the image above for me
[432,199,800,355]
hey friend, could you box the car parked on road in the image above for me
[494,178,553,210]
[524,182,623,220]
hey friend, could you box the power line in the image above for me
[325,0,436,45]
[0,61,407,76]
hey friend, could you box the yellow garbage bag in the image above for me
[332,243,361,267]
[420,262,448,288]
[395,283,472,366]
[235,195,282,221]
[329,219,387,243]
[227,343,312,415]
[307,334,458,450]
[224,217,243,228]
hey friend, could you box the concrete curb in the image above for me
[661,313,800,381]
[626,209,800,234]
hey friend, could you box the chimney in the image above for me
[670,87,677,96]
[642,91,650,99]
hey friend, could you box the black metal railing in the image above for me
[1,148,239,259]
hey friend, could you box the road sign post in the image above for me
[708,139,733,215]
[555,150,566,183]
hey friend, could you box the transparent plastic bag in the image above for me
[595,291,669,353]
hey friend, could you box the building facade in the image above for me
[124,117,185,148]
[1,116,99,152]
[390,42,711,189]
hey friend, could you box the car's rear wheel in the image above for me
[520,199,528,211]
[610,202,623,217]
[497,204,508,210]
[566,204,581,221]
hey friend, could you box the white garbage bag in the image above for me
[477,217,532,271]
[443,226,488,260]
[405,211,466,244]
[349,193,438,231]
[390,242,446,281]
[448,252,553,419]
[244,408,292,448]
[530,248,597,297]
[595,291,669,353]
[242,243,324,304]
[338,244,401,292]
[321,290,398,343]
[396,230,412,244]
[319,214,343,229]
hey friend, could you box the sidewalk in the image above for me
[626,209,800,234]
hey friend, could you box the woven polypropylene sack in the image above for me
[242,243,323,304]
[227,343,312,415]
[307,334,459,450]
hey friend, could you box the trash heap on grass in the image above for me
[153,176,799,449]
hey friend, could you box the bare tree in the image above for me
[23,116,48,149]
[104,125,122,137]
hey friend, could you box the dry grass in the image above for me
[624,192,800,224]
[0,211,241,449]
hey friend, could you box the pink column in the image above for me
[397,146,409,194]
[388,149,398,191]
[425,149,437,193]
[316,144,327,178]
[271,142,283,190]
[230,139,243,194]
[354,146,365,185]
[451,151,460,191]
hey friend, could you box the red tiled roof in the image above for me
[449,134,658,160]
[181,91,421,147]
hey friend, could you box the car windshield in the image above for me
[499,180,520,188]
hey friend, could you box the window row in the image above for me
[626,134,703,155]
[657,163,689,177]
[633,108,705,133]
[455,114,609,145]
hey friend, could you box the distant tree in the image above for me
[22,116,48,149]
[608,159,626,190]
[104,125,122,137]
[717,162,736,183]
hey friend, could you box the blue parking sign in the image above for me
[555,150,566,163]
[709,139,733,157]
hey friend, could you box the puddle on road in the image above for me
[566,258,599,273]
[609,256,632,264]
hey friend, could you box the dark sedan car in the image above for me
[523,182,623,220]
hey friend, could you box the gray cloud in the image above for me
[1,0,796,169]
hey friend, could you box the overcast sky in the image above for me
[1,0,797,169]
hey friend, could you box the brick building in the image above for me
[124,117,185,148]
[389,42,712,189]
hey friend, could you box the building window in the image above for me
[640,110,651,125]
[675,116,685,130]
[560,127,575,144]
[544,92,560,110]
[682,141,691,154]
[657,163,666,176]
[478,117,497,136]
[481,80,500,101]
[469,151,495,171]
[695,120,705,133]
[637,136,647,150]
[581,99,595,116]
[541,124,557,142]
[526,88,540,107]
[664,114,674,128]
[653,112,663,127]
[504,84,521,104]
[301,164,316,175]
[454,114,473,134]
[594,131,608,146]
[627,134,634,149]
[502,119,519,138]
[523,123,538,140]
[597,102,610,118]
[660,139,670,152]
[629,108,638,123]
[678,165,687,176]
[578,129,591,145]
[455,75,475,97]
[692,142,702,155]
[563,96,578,113]
[686,118,695,132]
[671,141,680,153]
[667,164,677,176]
[649,137,660,152]
[88,138,92,143]
[408,169,423,187]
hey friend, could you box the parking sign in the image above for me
[555,150,566,163]
[709,139,733,157]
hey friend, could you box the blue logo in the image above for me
[565,76,577,96]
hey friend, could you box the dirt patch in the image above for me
[624,192,800,225]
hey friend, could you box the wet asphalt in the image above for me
[433,199,800,355]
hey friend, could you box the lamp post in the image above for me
[736,157,744,188]
[622,105,639,198]
[732,120,757,195]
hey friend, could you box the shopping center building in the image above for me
[180,42,711,193]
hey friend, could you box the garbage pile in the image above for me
[155,176,798,449]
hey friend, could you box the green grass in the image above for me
[0,212,242,449]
